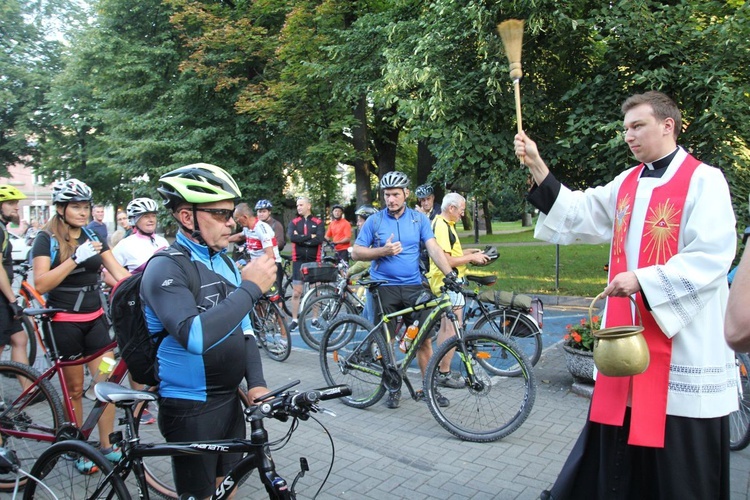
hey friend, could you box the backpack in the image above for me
[109,245,200,386]
[31,227,100,264]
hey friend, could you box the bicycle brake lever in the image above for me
[319,407,337,417]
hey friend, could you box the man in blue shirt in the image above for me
[352,171,455,409]
[86,204,108,243]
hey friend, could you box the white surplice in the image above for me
[536,147,738,418]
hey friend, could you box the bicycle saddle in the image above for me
[466,274,497,286]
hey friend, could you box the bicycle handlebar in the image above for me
[247,384,352,421]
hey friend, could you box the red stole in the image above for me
[589,153,701,448]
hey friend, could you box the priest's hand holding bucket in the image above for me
[590,292,650,377]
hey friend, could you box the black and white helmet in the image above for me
[52,179,93,204]
[255,199,273,211]
[127,197,159,225]
[415,184,434,199]
[379,171,410,190]
[354,205,377,219]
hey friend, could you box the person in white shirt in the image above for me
[229,203,281,264]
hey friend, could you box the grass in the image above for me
[459,219,610,297]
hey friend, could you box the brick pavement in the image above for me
[243,326,750,499]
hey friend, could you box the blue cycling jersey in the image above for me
[354,207,434,286]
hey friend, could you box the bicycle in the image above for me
[32,380,353,499]
[0,306,163,495]
[319,277,537,442]
[5,262,47,368]
[252,293,292,362]
[297,266,365,350]
[730,351,750,451]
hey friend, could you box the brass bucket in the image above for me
[590,293,650,377]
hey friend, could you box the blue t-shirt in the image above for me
[354,207,434,285]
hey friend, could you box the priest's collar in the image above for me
[641,147,679,178]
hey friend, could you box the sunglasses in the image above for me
[194,208,235,222]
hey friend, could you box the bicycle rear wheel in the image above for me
[298,294,357,350]
[22,438,130,499]
[425,332,536,442]
[319,315,388,409]
[473,309,542,373]
[0,316,37,367]
[0,361,65,491]
[252,299,291,362]
[730,352,750,451]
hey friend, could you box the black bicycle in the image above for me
[730,351,750,451]
[23,380,351,499]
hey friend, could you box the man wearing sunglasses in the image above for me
[140,163,277,499]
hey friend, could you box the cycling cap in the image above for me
[127,197,159,224]
[354,205,377,219]
[157,163,241,210]
[415,184,434,199]
[0,185,27,203]
[379,171,410,190]
[255,199,273,210]
[52,179,93,204]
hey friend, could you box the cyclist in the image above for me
[325,203,352,262]
[31,179,130,473]
[255,199,285,251]
[229,203,281,264]
[255,199,286,292]
[414,184,440,220]
[351,171,456,409]
[141,163,276,499]
[0,185,30,369]
[287,196,324,331]
[86,204,108,243]
[111,198,169,273]
[426,193,490,388]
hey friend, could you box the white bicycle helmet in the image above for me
[127,197,160,225]
[354,205,377,219]
[52,179,93,204]
[415,184,434,199]
[255,199,273,211]
[379,171,410,190]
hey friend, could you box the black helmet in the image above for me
[379,171,410,190]
[355,205,377,219]
[415,184,434,199]
[331,203,344,211]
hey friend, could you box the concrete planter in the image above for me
[562,344,595,384]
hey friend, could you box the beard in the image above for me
[3,212,20,225]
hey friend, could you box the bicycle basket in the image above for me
[301,262,338,283]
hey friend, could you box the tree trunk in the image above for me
[372,105,400,205]
[483,199,493,235]
[352,95,371,207]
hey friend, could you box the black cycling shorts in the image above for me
[157,393,245,498]
[47,316,111,360]
[0,297,22,346]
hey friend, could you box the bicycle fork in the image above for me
[450,318,487,392]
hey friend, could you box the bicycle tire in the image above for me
[424,332,536,442]
[0,315,37,367]
[319,315,388,409]
[22,438,130,499]
[298,284,337,314]
[252,299,291,362]
[730,352,750,451]
[0,361,65,491]
[298,294,357,350]
[473,309,542,373]
[134,386,251,499]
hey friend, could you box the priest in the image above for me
[514,91,737,499]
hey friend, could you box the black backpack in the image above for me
[109,245,200,386]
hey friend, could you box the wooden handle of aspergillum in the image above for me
[513,78,524,165]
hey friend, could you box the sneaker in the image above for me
[100,445,122,463]
[139,408,156,425]
[289,320,298,332]
[436,371,466,389]
[385,390,401,409]
[75,457,99,475]
[416,389,449,408]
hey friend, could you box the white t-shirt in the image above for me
[112,232,169,271]
[243,220,281,262]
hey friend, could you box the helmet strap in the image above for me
[190,205,208,247]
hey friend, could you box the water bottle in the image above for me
[399,321,420,352]
[84,357,116,400]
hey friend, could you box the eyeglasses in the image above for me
[194,208,234,222]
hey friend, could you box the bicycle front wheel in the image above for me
[252,300,291,362]
[299,294,357,350]
[473,309,542,372]
[22,438,130,499]
[319,315,388,409]
[425,332,536,442]
[730,352,750,451]
[0,361,64,491]
[0,315,37,367]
